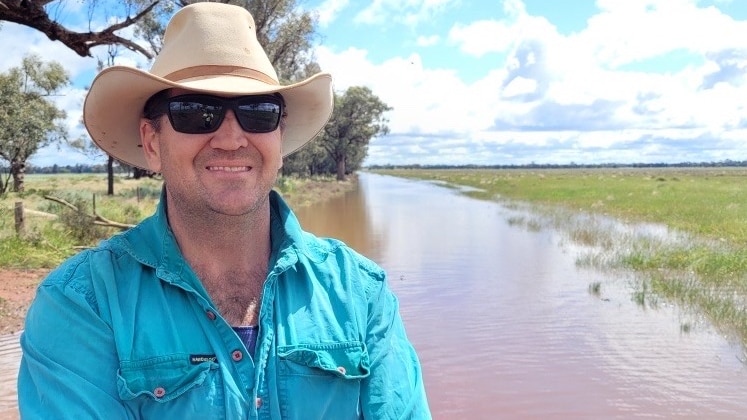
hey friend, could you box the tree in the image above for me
[282,140,334,177]
[0,0,158,58]
[0,54,70,192]
[317,87,391,181]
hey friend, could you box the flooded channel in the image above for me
[296,172,747,419]
[2,172,747,418]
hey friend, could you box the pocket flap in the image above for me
[117,354,217,402]
[277,341,370,379]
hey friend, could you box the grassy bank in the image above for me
[0,173,356,270]
[374,167,747,347]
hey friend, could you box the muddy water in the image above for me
[0,333,20,419]
[295,172,747,419]
[2,172,747,418]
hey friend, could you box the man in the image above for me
[18,3,430,419]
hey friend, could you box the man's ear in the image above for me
[140,119,162,173]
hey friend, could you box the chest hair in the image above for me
[195,267,266,327]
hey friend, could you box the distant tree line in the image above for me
[369,160,747,170]
[17,164,132,175]
[19,159,747,175]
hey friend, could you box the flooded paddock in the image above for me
[1,172,746,418]
[296,172,747,419]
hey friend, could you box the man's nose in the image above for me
[209,109,249,150]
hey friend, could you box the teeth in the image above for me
[208,166,249,172]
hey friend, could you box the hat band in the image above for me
[163,65,279,86]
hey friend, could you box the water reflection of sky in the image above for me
[297,172,747,419]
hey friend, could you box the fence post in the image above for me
[14,201,25,236]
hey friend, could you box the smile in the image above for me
[207,166,250,172]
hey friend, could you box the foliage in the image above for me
[282,140,335,176]
[0,54,70,193]
[316,86,391,180]
[55,197,107,243]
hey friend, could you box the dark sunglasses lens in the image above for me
[168,99,224,134]
[235,100,282,133]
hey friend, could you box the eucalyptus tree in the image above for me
[317,86,391,181]
[0,54,70,192]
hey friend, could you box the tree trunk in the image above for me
[11,157,25,192]
[107,156,114,195]
[14,201,25,237]
[336,155,346,181]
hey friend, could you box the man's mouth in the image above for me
[207,166,251,172]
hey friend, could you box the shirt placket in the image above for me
[253,271,279,419]
[188,286,259,418]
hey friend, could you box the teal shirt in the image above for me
[18,191,430,419]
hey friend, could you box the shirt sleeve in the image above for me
[360,270,432,419]
[17,267,129,419]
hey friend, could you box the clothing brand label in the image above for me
[190,354,217,364]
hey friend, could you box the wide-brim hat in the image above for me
[83,2,333,170]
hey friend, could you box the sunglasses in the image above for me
[162,94,284,134]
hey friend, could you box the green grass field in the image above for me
[374,167,747,348]
[0,173,353,269]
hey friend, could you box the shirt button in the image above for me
[153,387,166,398]
[206,310,216,320]
[337,366,347,375]
[256,397,262,408]
[232,350,243,362]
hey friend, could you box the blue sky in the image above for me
[2,0,747,167]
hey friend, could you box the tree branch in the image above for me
[43,194,134,230]
[0,0,158,58]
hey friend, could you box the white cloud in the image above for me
[0,23,96,79]
[583,0,747,67]
[355,0,458,25]
[502,76,538,98]
[319,0,747,166]
[317,46,473,135]
[415,35,440,47]
[448,20,515,57]
[315,0,350,27]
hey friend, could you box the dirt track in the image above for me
[0,269,49,335]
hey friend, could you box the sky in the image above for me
[2,0,747,167]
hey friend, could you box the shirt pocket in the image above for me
[277,341,370,420]
[117,354,224,414]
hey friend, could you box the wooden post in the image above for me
[14,201,25,236]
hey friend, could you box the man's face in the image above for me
[140,89,284,217]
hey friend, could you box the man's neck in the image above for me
[166,196,273,276]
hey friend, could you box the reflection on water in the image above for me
[296,172,747,419]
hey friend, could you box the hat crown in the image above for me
[150,3,279,83]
